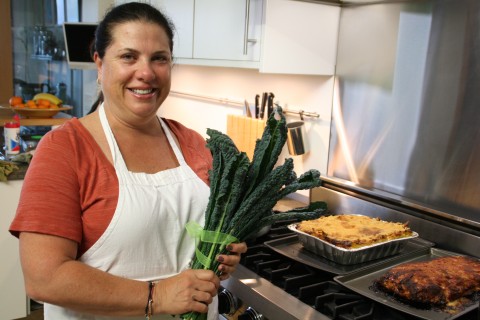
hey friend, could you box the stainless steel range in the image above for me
[219,178,480,320]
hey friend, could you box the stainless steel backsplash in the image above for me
[329,0,480,225]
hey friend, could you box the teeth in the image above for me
[131,88,153,95]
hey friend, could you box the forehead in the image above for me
[109,20,169,47]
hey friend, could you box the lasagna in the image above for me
[296,214,413,249]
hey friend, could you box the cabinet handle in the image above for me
[243,0,251,55]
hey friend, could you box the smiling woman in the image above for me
[9,2,247,320]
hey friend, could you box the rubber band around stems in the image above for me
[185,221,238,269]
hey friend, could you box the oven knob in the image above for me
[217,288,239,315]
[238,306,264,320]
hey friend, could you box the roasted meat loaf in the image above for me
[374,256,480,307]
[296,214,413,249]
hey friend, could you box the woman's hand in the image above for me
[154,242,247,315]
[216,242,248,280]
[155,269,219,315]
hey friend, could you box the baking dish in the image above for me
[288,223,419,265]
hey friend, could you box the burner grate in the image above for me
[316,292,367,319]
[337,300,374,320]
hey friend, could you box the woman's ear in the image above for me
[94,52,103,82]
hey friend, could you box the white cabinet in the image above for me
[154,0,263,68]
[0,180,27,319]
[193,0,262,62]
[260,0,340,75]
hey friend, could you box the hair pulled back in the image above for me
[95,2,174,59]
[88,2,175,114]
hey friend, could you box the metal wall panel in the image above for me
[329,0,480,224]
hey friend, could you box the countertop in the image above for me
[3,163,28,180]
[274,197,308,211]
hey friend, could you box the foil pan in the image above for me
[288,223,419,265]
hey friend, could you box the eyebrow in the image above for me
[119,48,171,56]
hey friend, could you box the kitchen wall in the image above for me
[159,65,334,202]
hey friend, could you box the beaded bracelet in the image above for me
[145,281,156,320]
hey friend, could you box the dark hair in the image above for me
[88,2,175,114]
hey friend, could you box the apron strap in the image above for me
[98,103,127,169]
[159,118,187,165]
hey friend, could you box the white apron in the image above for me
[44,104,217,319]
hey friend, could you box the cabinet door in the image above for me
[260,0,340,75]
[152,0,195,59]
[193,0,262,62]
[0,181,27,319]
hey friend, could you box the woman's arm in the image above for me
[19,232,219,317]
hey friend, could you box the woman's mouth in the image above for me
[129,88,156,95]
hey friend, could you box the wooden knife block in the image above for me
[227,115,266,160]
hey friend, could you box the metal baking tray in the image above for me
[288,223,419,265]
[334,248,480,320]
[264,234,434,275]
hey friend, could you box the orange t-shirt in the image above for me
[9,117,212,257]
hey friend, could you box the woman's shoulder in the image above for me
[162,118,212,185]
[40,118,101,155]
[41,118,88,143]
[162,118,209,154]
[162,118,204,143]
[33,118,111,176]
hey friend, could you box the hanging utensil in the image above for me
[255,94,260,119]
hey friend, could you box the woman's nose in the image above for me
[137,60,156,81]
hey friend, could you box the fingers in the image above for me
[192,269,220,293]
[227,242,248,254]
[154,269,220,315]
[216,242,248,280]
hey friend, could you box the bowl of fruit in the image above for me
[8,94,72,118]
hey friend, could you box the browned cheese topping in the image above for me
[297,214,412,249]
[374,256,480,310]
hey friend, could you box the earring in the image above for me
[97,78,101,85]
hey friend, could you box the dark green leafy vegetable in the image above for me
[182,107,327,320]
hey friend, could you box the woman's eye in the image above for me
[121,54,135,61]
[153,55,171,64]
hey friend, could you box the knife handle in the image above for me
[267,92,274,116]
[260,92,268,119]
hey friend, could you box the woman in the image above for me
[9,2,246,319]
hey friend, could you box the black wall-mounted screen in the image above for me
[63,22,98,69]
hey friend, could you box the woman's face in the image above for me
[95,21,172,123]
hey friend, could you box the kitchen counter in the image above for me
[274,197,308,211]
[2,162,29,181]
